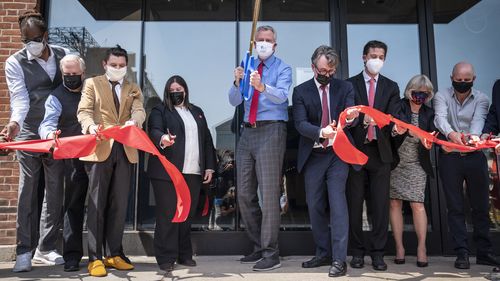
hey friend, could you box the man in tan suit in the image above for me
[77,45,145,277]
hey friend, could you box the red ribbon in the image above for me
[334,105,497,165]
[0,126,190,223]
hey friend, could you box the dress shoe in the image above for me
[240,252,262,264]
[302,256,332,268]
[371,256,387,271]
[88,260,107,277]
[417,261,428,267]
[64,260,80,272]
[477,253,500,266]
[454,253,470,269]
[329,260,347,277]
[394,258,405,265]
[103,256,134,270]
[350,256,364,268]
[178,259,197,267]
[159,261,175,272]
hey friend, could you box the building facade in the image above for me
[0,0,499,256]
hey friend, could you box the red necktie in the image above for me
[248,61,264,125]
[367,78,375,141]
[320,85,329,147]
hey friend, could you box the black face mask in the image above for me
[170,91,185,106]
[452,80,473,94]
[316,74,332,86]
[63,74,83,91]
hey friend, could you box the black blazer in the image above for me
[147,103,216,181]
[391,98,435,178]
[347,72,400,164]
[483,80,500,135]
[292,78,355,173]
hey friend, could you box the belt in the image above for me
[441,149,478,157]
[364,140,378,146]
[243,120,284,128]
[312,146,332,153]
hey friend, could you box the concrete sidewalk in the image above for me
[0,256,498,280]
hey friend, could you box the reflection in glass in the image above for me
[239,0,329,21]
[48,0,143,228]
[433,0,500,95]
[347,0,417,24]
[148,0,236,21]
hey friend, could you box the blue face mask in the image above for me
[410,91,428,105]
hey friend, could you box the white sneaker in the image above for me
[33,248,65,265]
[13,252,32,272]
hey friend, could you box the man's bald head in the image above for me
[450,61,476,94]
[452,62,475,78]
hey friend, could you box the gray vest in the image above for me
[14,46,65,140]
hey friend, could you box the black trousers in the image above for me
[62,158,89,263]
[85,143,133,261]
[346,143,391,257]
[151,174,201,265]
[438,151,492,255]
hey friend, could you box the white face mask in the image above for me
[25,41,45,57]
[106,66,127,82]
[255,41,274,60]
[365,58,384,75]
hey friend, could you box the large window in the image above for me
[48,0,144,228]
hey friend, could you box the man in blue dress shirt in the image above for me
[228,25,292,271]
[39,54,89,272]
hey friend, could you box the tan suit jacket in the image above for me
[77,74,146,163]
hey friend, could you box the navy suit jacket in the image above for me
[483,80,500,135]
[292,78,355,173]
[347,72,400,164]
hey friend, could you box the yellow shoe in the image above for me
[88,260,107,277]
[103,256,134,270]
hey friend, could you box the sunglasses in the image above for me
[21,35,44,44]
[411,91,430,96]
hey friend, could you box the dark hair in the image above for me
[311,45,339,67]
[18,10,47,33]
[163,75,191,111]
[363,40,388,57]
[103,44,128,64]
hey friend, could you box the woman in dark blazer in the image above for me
[147,75,216,272]
[390,74,435,267]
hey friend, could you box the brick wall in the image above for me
[0,0,38,245]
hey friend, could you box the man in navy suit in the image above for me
[292,45,358,278]
[346,40,400,271]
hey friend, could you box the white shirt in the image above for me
[313,79,333,148]
[175,106,201,175]
[105,76,124,103]
[363,70,379,140]
[5,45,69,128]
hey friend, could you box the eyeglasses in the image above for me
[314,65,335,76]
[21,35,44,44]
